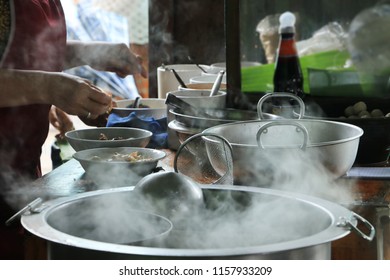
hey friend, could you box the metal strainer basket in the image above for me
[174,133,234,185]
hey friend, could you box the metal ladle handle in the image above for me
[257,92,305,119]
[256,120,309,151]
[5,198,43,226]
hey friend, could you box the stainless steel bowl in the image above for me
[168,120,202,145]
[170,107,266,129]
[65,127,152,152]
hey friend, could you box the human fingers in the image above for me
[79,85,113,119]
[49,107,61,130]
[86,82,112,106]
[135,55,148,78]
[110,46,147,78]
[55,107,75,134]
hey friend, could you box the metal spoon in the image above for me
[162,64,187,88]
[187,56,208,73]
[170,68,187,88]
[209,70,225,97]
[132,97,141,108]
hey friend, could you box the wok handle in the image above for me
[256,120,309,151]
[257,92,305,119]
[337,213,376,242]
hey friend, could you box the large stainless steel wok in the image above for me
[203,119,363,186]
[21,185,374,260]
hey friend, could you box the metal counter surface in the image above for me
[32,159,98,199]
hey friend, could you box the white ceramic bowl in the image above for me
[189,75,227,84]
[65,127,152,152]
[178,82,227,91]
[157,64,210,99]
[200,61,261,76]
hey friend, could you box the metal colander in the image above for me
[174,133,233,185]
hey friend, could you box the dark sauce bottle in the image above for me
[272,12,304,115]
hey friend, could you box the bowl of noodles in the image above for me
[73,147,167,186]
[65,127,152,152]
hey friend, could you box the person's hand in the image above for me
[89,42,148,78]
[79,99,117,127]
[49,106,75,139]
[65,41,148,79]
[46,72,112,120]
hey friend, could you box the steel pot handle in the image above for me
[256,120,309,151]
[337,213,375,241]
[257,92,305,119]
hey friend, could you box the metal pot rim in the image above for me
[203,119,364,148]
[170,108,259,125]
[21,185,360,258]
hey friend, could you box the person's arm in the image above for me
[0,69,111,119]
[0,69,48,107]
[64,40,147,78]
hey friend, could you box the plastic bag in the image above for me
[256,14,281,64]
[296,22,348,56]
[347,2,390,75]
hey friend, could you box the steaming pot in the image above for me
[21,185,374,260]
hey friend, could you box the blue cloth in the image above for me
[107,112,168,149]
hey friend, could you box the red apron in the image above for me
[0,0,66,259]
[0,0,66,180]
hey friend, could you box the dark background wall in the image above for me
[149,0,225,97]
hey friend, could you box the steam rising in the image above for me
[2,120,358,251]
[241,146,356,203]
[108,146,353,249]
[16,144,357,252]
